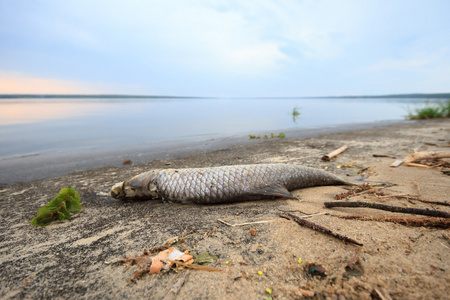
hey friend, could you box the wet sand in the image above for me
[0,119,449,299]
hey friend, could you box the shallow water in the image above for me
[0,97,437,158]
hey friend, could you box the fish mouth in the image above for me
[110,182,125,199]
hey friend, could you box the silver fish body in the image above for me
[110,163,351,204]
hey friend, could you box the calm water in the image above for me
[0,97,437,158]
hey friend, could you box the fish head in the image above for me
[110,171,160,200]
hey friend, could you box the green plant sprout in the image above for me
[292,106,301,123]
[31,187,82,226]
[249,133,286,139]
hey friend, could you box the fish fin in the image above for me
[248,185,296,199]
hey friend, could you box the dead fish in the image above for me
[110,163,355,204]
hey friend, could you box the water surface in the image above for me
[0,97,436,159]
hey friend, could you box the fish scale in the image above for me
[110,163,352,204]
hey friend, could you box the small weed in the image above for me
[249,133,286,139]
[292,106,301,122]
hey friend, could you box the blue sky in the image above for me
[0,0,449,97]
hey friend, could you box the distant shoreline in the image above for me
[0,93,449,99]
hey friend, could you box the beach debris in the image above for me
[336,214,450,228]
[218,219,273,227]
[279,212,363,246]
[344,255,364,278]
[121,247,195,278]
[357,167,376,176]
[166,259,222,272]
[163,271,190,300]
[335,183,449,207]
[120,245,224,280]
[309,265,327,277]
[96,191,110,196]
[123,159,132,165]
[31,187,82,226]
[324,201,450,218]
[404,151,450,163]
[391,150,450,168]
[192,252,218,265]
[336,163,363,169]
[345,255,360,270]
[390,159,404,167]
[249,133,285,139]
[322,145,349,161]
[249,228,257,236]
[409,233,424,242]
[334,184,375,200]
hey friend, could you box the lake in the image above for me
[0,96,439,159]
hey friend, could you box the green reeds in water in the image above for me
[292,106,301,122]
[407,99,450,119]
[31,187,82,226]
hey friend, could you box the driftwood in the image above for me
[403,151,450,163]
[279,212,363,246]
[390,159,404,167]
[217,219,272,227]
[322,145,349,161]
[391,151,450,167]
[324,201,450,218]
[336,214,450,228]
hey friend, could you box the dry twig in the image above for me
[336,214,450,228]
[324,201,450,218]
[166,259,223,272]
[217,219,272,227]
[279,212,363,246]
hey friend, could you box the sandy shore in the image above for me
[1,119,449,299]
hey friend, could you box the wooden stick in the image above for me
[405,162,431,168]
[218,219,272,227]
[336,214,450,228]
[322,145,349,161]
[324,201,450,218]
[379,194,450,207]
[373,154,396,159]
[279,212,363,246]
[404,151,450,163]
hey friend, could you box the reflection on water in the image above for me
[0,101,104,125]
[0,97,436,158]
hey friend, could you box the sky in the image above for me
[0,0,449,97]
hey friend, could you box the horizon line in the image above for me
[0,92,449,99]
